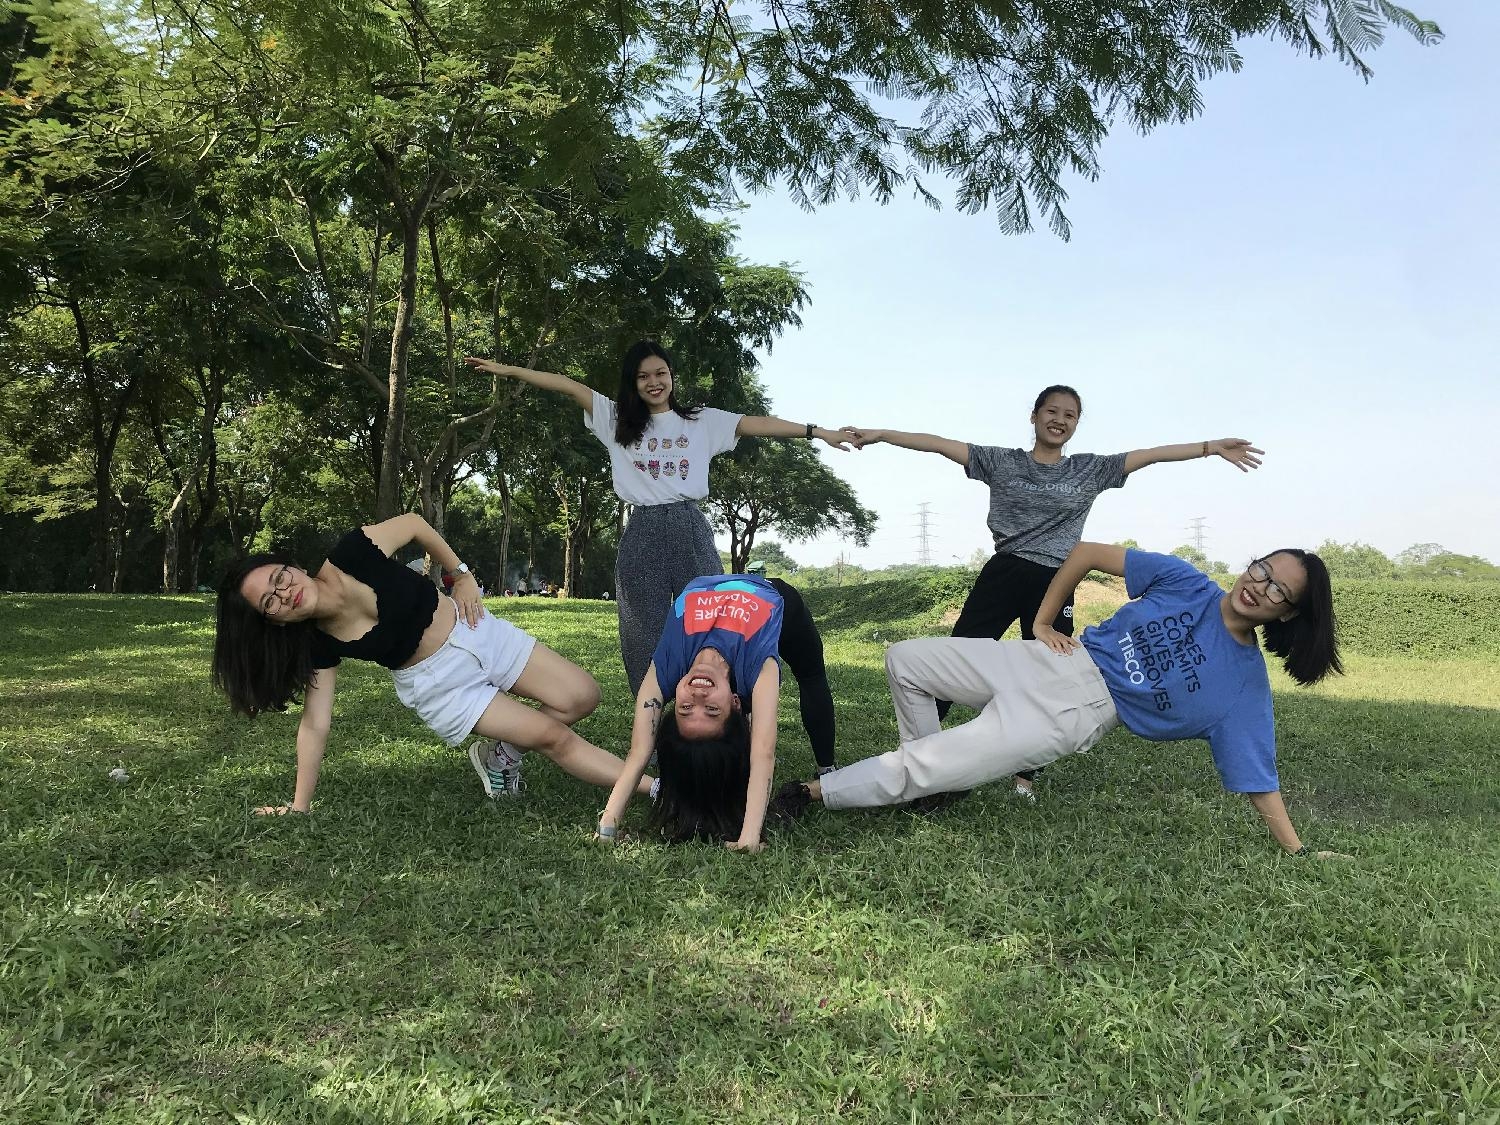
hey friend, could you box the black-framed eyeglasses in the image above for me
[1246,558,1296,606]
[259,565,295,615]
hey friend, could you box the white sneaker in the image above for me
[468,739,524,797]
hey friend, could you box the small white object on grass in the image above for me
[109,767,130,783]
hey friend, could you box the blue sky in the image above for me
[721,2,1498,571]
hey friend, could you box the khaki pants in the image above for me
[820,637,1119,810]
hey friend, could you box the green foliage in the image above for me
[1333,579,1500,657]
[1317,539,1398,580]
[707,439,877,572]
[1,0,1449,593]
[747,539,800,575]
[649,0,1441,237]
[1319,541,1499,582]
[1403,552,1500,581]
[1170,543,1228,575]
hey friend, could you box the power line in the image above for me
[914,503,934,565]
[1187,516,1208,553]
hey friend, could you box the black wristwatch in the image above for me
[805,422,816,439]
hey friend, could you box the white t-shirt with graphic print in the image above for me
[585,391,742,506]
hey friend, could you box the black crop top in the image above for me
[309,529,440,670]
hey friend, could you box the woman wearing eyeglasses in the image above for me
[212,514,653,814]
[773,543,1347,857]
[841,388,1262,800]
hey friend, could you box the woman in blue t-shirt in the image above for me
[772,543,1348,858]
[212,513,653,814]
[842,385,1261,799]
[594,574,786,851]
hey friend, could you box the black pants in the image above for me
[936,553,1075,780]
[768,578,837,770]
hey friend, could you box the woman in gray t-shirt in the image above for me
[842,385,1261,800]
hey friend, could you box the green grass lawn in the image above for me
[2,588,1497,1124]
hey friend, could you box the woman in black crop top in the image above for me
[213,513,653,814]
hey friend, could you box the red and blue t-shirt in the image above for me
[652,575,783,704]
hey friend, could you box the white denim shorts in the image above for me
[391,609,537,746]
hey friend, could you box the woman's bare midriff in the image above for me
[400,594,458,668]
[315,560,457,669]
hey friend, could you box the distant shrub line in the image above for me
[804,574,1500,658]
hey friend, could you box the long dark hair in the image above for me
[212,552,318,717]
[1032,384,1082,416]
[613,340,701,448]
[1259,548,1342,686]
[646,707,753,843]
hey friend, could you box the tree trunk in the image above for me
[731,507,762,573]
[162,480,190,592]
[93,469,115,591]
[495,472,512,592]
[375,213,422,520]
[415,461,444,588]
[69,298,137,590]
[110,510,127,592]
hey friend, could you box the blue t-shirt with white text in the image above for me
[1079,551,1278,793]
[652,575,783,706]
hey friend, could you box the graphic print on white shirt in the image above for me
[586,390,742,505]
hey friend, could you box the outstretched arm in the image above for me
[735,415,852,452]
[255,665,337,815]
[596,665,663,838]
[838,427,970,467]
[729,657,782,853]
[1123,439,1263,476]
[462,357,594,413]
[362,513,485,626]
[1031,542,1127,653]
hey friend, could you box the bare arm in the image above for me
[1123,439,1263,476]
[735,415,852,451]
[255,665,337,815]
[362,513,484,626]
[729,657,782,853]
[597,665,664,835]
[1244,791,1349,859]
[1246,790,1302,851]
[1031,542,1127,652]
[839,427,970,467]
[462,357,594,413]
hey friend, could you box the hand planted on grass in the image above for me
[254,804,308,816]
[1033,623,1079,655]
[725,838,765,854]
